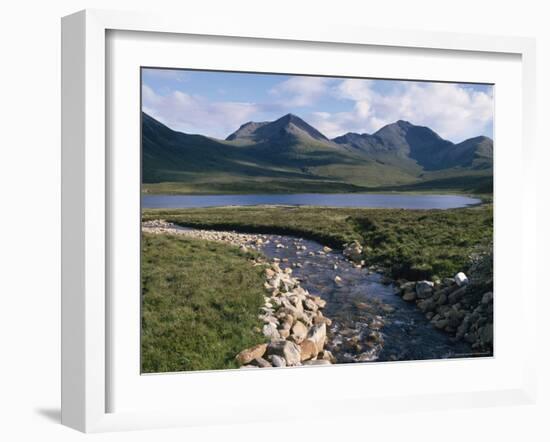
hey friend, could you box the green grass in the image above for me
[141,173,492,195]
[141,233,266,373]
[142,179,369,195]
[143,204,493,281]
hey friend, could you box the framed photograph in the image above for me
[61,9,537,432]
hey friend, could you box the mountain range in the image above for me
[142,112,493,194]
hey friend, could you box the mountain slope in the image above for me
[142,113,318,183]
[445,136,493,170]
[332,120,493,171]
[142,112,493,194]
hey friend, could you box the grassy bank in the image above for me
[141,233,266,373]
[142,205,493,281]
[142,174,492,195]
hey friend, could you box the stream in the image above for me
[160,222,475,363]
[255,233,473,363]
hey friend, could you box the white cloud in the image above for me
[142,76,493,142]
[269,76,332,107]
[142,85,260,138]
[308,79,494,141]
[336,79,374,101]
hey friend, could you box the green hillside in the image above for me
[142,112,493,194]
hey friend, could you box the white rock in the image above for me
[291,321,308,343]
[262,323,281,341]
[454,272,469,287]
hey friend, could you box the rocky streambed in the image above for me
[143,220,488,368]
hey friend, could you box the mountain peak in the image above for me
[279,113,303,122]
[227,113,329,143]
[273,113,313,129]
[396,120,413,128]
[226,120,270,141]
[271,113,329,141]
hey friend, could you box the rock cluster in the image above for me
[236,261,336,368]
[142,220,269,250]
[342,241,363,264]
[397,269,493,352]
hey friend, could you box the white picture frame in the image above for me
[61,9,537,433]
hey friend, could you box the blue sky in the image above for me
[142,68,494,143]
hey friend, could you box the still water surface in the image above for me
[142,193,480,209]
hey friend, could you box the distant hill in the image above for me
[142,112,493,194]
[332,120,493,171]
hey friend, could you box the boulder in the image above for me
[235,343,268,366]
[306,323,327,351]
[400,281,416,292]
[267,340,302,366]
[416,280,434,299]
[310,296,327,309]
[262,323,281,341]
[303,298,319,312]
[279,329,290,339]
[334,276,343,284]
[290,321,308,344]
[253,357,272,368]
[269,354,287,367]
[313,315,332,326]
[447,309,463,328]
[343,241,363,262]
[320,350,337,363]
[402,291,416,302]
[454,272,469,287]
[299,339,319,361]
[448,286,467,304]
[417,298,436,312]
[282,315,294,330]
